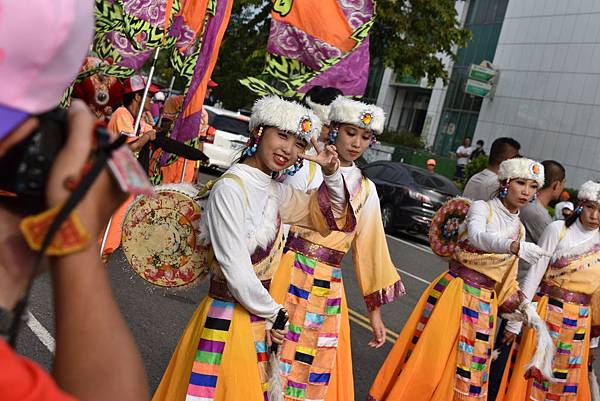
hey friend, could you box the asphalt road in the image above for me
[14,170,600,400]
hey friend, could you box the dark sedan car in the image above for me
[365,161,461,235]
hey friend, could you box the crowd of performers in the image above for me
[81,73,600,401]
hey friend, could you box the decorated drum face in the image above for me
[122,186,209,287]
[428,197,471,258]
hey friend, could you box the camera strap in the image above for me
[7,134,128,347]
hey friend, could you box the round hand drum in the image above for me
[428,197,472,258]
[122,184,209,287]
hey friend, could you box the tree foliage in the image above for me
[371,0,471,85]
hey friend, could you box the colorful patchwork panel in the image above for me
[530,296,589,400]
[454,280,496,399]
[279,249,347,400]
[185,300,234,401]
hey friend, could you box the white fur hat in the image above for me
[328,96,385,134]
[498,158,545,187]
[249,96,321,144]
[305,96,331,124]
[578,181,600,203]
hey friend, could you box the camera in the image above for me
[0,108,111,213]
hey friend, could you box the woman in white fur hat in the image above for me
[152,96,356,401]
[499,180,600,401]
[270,97,404,401]
[369,158,555,401]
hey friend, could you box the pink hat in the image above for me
[123,75,161,95]
[0,0,94,140]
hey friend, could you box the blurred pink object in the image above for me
[0,0,94,114]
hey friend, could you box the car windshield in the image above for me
[367,164,413,184]
[409,168,460,195]
[207,112,250,137]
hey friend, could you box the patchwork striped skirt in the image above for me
[498,293,592,401]
[368,269,498,401]
[152,296,270,401]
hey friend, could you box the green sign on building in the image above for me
[465,79,492,97]
[468,64,496,83]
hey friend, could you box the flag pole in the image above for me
[133,46,161,135]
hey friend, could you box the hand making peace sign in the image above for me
[300,137,340,176]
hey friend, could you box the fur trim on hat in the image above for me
[578,181,600,203]
[249,96,321,144]
[498,158,545,187]
[305,96,331,124]
[328,96,385,134]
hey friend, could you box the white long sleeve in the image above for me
[466,199,517,253]
[204,179,281,323]
[505,221,562,334]
[520,222,562,300]
[322,168,346,217]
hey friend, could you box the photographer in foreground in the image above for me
[0,1,148,400]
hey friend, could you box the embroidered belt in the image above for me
[449,260,496,289]
[209,278,271,303]
[539,281,591,305]
[286,235,345,266]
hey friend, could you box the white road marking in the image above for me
[396,268,431,285]
[386,234,434,255]
[26,312,55,354]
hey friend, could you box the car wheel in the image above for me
[381,204,394,233]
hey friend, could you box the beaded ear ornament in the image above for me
[283,158,304,176]
[243,126,264,157]
[499,179,510,199]
[328,125,338,145]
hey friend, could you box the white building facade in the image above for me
[474,0,600,187]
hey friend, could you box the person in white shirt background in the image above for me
[463,137,521,201]
[455,136,473,180]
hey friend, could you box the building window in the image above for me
[397,91,431,134]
